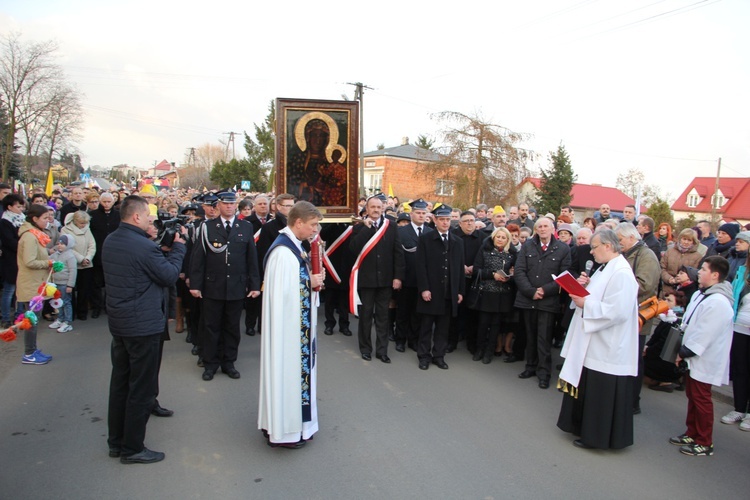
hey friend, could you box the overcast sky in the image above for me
[2,0,747,199]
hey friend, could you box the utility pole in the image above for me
[224,132,239,160]
[710,157,721,230]
[347,82,373,198]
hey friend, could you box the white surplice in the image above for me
[258,228,319,443]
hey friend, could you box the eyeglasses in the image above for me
[590,244,600,250]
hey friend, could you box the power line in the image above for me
[549,0,669,39]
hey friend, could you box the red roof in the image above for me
[671,177,750,219]
[520,177,640,211]
[154,160,172,171]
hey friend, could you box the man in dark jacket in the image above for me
[415,205,465,370]
[89,192,120,318]
[394,199,432,352]
[514,216,571,388]
[449,210,483,353]
[103,195,186,465]
[636,215,661,259]
[189,190,261,381]
[349,193,405,363]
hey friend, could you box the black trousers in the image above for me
[108,333,161,456]
[476,311,501,354]
[394,287,420,348]
[244,293,261,332]
[201,297,243,371]
[324,287,350,331]
[450,301,479,352]
[632,335,647,410]
[730,332,750,414]
[74,267,95,318]
[523,309,556,380]
[91,265,105,312]
[418,305,451,362]
[357,287,392,356]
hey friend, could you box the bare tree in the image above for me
[192,142,229,171]
[423,111,533,208]
[38,82,83,167]
[0,33,60,180]
[615,167,662,207]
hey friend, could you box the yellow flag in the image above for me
[45,168,54,197]
[388,184,394,197]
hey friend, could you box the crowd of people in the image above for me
[0,180,747,461]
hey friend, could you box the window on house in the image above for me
[687,194,699,208]
[436,179,454,196]
[711,194,725,208]
[365,170,383,195]
[365,160,375,167]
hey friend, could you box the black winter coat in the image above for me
[399,223,432,288]
[471,239,516,313]
[349,217,405,288]
[416,230,465,317]
[513,235,571,313]
[103,223,185,337]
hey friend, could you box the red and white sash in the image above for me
[349,219,389,315]
[323,226,352,285]
[254,228,261,243]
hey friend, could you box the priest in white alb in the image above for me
[258,201,324,449]
[557,228,639,450]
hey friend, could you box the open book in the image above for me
[552,270,590,297]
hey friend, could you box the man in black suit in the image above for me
[449,210,483,353]
[243,194,272,335]
[415,205,465,370]
[394,199,432,353]
[349,193,405,364]
[321,222,354,337]
[189,190,261,381]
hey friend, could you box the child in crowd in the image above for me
[49,234,77,333]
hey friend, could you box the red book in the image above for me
[552,271,590,297]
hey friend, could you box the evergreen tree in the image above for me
[535,143,576,217]
[646,197,675,227]
[415,134,434,150]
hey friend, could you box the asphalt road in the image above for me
[1,311,748,499]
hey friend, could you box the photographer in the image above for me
[103,196,186,464]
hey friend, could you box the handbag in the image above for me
[659,325,683,364]
[659,293,707,364]
[466,273,483,310]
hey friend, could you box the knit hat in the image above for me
[557,223,577,238]
[735,231,750,244]
[58,234,75,247]
[718,223,740,240]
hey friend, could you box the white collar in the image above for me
[280,226,304,253]
[412,222,424,232]
[221,216,235,226]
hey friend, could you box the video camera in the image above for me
[154,214,193,247]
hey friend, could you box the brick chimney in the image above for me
[402,137,409,145]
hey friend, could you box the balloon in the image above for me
[50,298,63,309]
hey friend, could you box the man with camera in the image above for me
[189,190,261,381]
[103,195,186,464]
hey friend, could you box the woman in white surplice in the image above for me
[557,228,639,450]
[258,201,324,449]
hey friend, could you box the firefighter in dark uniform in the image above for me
[415,204,465,370]
[188,193,218,365]
[394,199,432,352]
[320,222,354,336]
[189,190,261,381]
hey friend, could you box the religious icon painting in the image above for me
[275,98,359,220]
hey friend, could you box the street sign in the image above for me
[241,180,251,190]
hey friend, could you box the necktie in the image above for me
[373,221,378,229]
[542,243,548,252]
[225,220,232,234]
[442,233,448,249]
[260,217,265,225]
[418,227,422,237]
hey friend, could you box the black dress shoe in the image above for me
[518,370,536,379]
[191,346,200,356]
[151,405,174,417]
[504,354,519,363]
[91,310,101,319]
[222,366,241,379]
[77,315,87,321]
[340,329,352,336]
[377,354,391,364]
[267,438,306,449]
[388,333,396,342]
[202,369,215,381]
[324,327,334,335]
[419,361,429,370]
[433,359,449,369]
[445,344,457,353]
[395,343,405,353]
[538,379,550,389]
[361,353,372,361]
[245,327,256,336]
[197,357,204,367]
[573,439,593,449]
[109,447,121,458]
[120,447,165,464]
[472,351,483,361]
